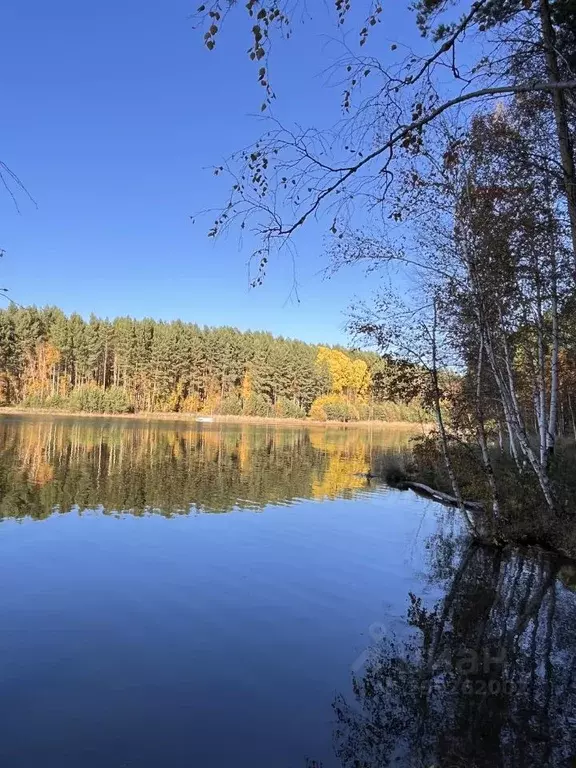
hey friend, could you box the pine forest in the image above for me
[0,306,425,422]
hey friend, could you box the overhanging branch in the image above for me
[277,80,576,237]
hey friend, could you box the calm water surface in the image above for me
[0,414,574,767]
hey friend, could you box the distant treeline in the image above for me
[0,306,427,421]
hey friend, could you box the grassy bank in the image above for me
[0,406,432,430]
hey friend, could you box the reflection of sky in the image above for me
[0,484,441,767]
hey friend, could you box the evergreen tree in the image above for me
[0,306,427,420]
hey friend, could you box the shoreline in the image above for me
[0,406,431,430]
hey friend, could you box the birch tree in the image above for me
[343,101,572,515]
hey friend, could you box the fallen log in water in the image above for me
[389,479,576,559]
[397,481,485,513]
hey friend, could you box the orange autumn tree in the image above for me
[23,342,61,403]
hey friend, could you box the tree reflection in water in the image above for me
[0,415,415,518]
[330,536,576,768]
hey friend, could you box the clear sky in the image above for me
[1,0,416,345]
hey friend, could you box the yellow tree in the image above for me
[241,368,253,403]
[317,347,371,401]
[350,358,371,400]
[317,347,351,395]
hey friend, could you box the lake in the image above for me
[0,414,574,767]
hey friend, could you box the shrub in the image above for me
[242,393,272,417]
[200,393,222,414]
[21,393,61,409]
[309,398,327,421]
[41,394,65,409]
[358,400,427,423]
[66,384,133,413]
[68,384,105,412]
[21,393,45,408]
[103,386,133,413]
[274,397,306,419]
[220,394,243,416]
[181,394,200,413]
[309,395,359,422]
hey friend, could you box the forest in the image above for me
[0,305,425,422]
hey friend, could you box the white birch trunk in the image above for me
[475,338,500,518]
[547,228,559,462]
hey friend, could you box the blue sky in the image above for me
[1,0,417,345]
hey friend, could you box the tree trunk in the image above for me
[497,420,504,453]
[546,182,560,462]
[538,0,576,262]
[502,341,556,511]
[103,341,108,389]
[430,299,477,532]
[475,338,500,518]
[536,321,548,468]
[484,328,556,511]
[569,394,576,440]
